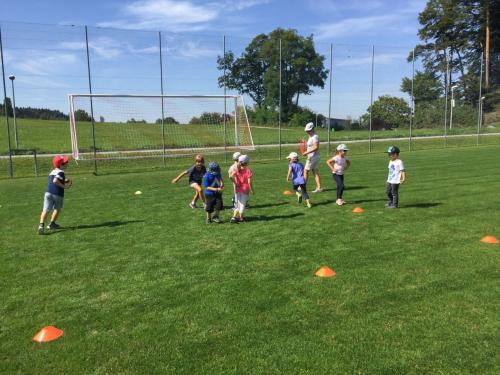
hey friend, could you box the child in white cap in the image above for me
[228,151,241,209]
[286,152,311,208]
[327,144,351,206]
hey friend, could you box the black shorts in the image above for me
[205,193,223,213]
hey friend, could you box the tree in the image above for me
[218,28,328,121]
[401,70,443,102]
[1,97,13,117]
[74,109,92,122]
[361,96,411,129]
[156,117,179,124]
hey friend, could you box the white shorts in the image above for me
[43,192,64,211]
[235,192,249,214]
[305,156,320,171]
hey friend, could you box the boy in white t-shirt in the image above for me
[386,146,406,208]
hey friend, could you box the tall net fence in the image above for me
[1,21,499,177]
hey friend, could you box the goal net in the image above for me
[68,94,254,160]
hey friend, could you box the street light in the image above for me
[8,75,18,148]
[449,84,458,130]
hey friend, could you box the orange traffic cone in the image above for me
[33,326,64,343]
[315,266,336,278]
[480,235,499,244]
[283,190,293,196]
[352,207,364,213]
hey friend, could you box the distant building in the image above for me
[321,117,351,131]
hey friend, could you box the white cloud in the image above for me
[314,15,397,40]
[167,41,220,59]
[16,53,78,76]
[98,0,271,32]
[98,0,218,31]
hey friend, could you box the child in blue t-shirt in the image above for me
[38,155,72,234]
[286,152,311,208]
[203,162,224,223]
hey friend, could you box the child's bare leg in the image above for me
[39,210,49,224]
[314,170,322,190]
[50,209,60,223]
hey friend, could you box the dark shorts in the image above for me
[205,193,223,213]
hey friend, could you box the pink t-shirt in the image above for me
[233,167,253,194]
[331,155,349,175]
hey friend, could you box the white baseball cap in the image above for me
[304,122,314,132]
[287,152,299,160]
[232,151,241,161]
[336,143,349,151]
[238,154,250,164]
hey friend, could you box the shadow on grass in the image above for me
[245,213,305,222]
[403,202,441,208]
[321,185,368,192]
[62,220,145,231]
[310,199,336,207]
[349,198,387,204]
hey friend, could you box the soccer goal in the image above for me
[68,94,254,161]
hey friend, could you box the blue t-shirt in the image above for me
[289,162,305,185]
[203,172,222,197]
[46,168,65,197]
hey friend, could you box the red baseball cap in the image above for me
[52,155,69,168]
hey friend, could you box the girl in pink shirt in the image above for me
[326,144,351,206]
[230,155,254,223]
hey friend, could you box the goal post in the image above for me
[67,94,255,161]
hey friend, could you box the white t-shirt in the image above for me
[306,134,319,160]
[228,163,238,178]
[330,155,349,175]
[387,159,405,184]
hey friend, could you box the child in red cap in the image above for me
[38,155,72,234]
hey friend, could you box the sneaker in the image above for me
[38,224,45,235]
[336,199,342,206]
[312,188,324,193]
[212,217,222,224]
[48,222,61,230]
[307,201,312,208]
[189,202,196,209]
[230,217,239,224]
[386,205,397,209]
[385,203,393,208]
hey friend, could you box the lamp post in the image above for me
[8,75,18,148]
[449,84,458,129]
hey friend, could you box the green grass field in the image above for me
[1,117,498,156]
[1,145,499,373]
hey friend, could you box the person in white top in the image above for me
[228,152,241,209]
[302,122,323,192]
[326,144,351,206]
[386,146,406,208]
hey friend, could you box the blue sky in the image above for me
[1,0,427,119]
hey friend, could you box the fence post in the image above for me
[476,51,484,146]
[409,49,415,151]
[85,26,98,174]
[368,45,374,153]
[0,27,13,177]
[223,35,227,163]
[327,43,333,155]
[159,31,166,167]
[278,38,282,160]
[443,49,449,147]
